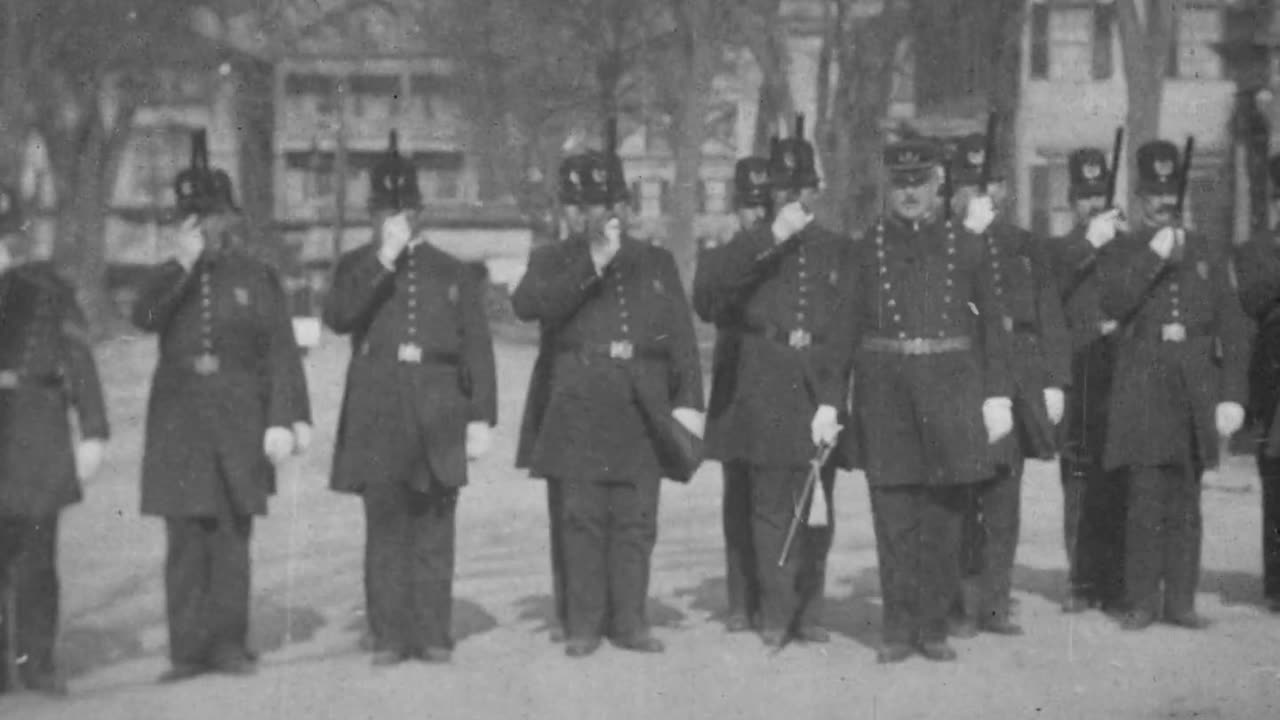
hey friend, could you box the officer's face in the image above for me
[1072,195,1107,223]
[736,206,767,228]
[562,205,588,235]
[888,173,941,221]
[1138,192,1179,227]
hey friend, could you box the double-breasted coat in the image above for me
[691,223,850,467]
[132,250,310,517]
[512,236,702,483]
[324,242,497,494]
[1098,229,1250,470]
[0,262,109,517]
[1235,234,1280,436]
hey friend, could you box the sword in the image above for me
[778,442,835,568]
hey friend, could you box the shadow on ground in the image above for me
[824,567,882,650]
[340,597,499,646]
[513,594,687,635]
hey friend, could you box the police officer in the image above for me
[132,131,312,682]
[325,136,497,666]
[692,125,847,648]
[516,153,593,644]
[1232,152,1280,615]
[1047,148,1129,613]
[947,134,1070,636]
[692,156,772,634]
[0,185,108,696]
[512,150,703,658]
[1099,140,1250,630]
[814,139,1014,663]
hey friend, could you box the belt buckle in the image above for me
[609,340,634,360]
[398,342,423,364]
[1161,323,1186,343]
[905,338,926,355]
[1099,319,1118,336]
[1002,316,1014,333]
[788,329,812,350]
[0,370,17,390]
[193,353,220,376]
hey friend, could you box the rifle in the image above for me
[1105,127,1124,210]
[778,442,834,568]
[979,111,999,192]
[1174,136,1195,222]
[385,130,405,212]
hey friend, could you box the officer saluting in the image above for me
[325,132,497,666]
[814,139,1014,663]
[1098,140,1250,630]
[1047,147,1129,613]
[1235,153,1280,615]
[0,186,109,696]
[512,144,703,658]
[947,133,1070,637]
[132,131,312,682]
[692,122,848,648]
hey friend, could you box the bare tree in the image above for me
[1117,0,1184,203]
[736,0,794,155]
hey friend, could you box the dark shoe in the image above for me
[611,632,665,653]
[724,613,753,633]
[947,616,978,639]
[157,663,208,684]
[1120,610,1155,631]
[211,653,257,677]
[565,636,602,658]
[793,625,830,644]
[1267,597,1280,614]
[358,631,378,652]
[979,617,1024,636]
[917,640,957,662]
[875,643,914,664]
[759,629,788,649]
[419,647,453,663]
[1164,612,1211,630]
[548,625,567,643]
[371,649,409,667]
[1061,594,1092,614]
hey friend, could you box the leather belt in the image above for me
[557,340,667,361]
[861,336,973,355]
[741,323,825,350]
[1137,323,1212,344]
[1002,317,1038,335]
[358,342,461,366]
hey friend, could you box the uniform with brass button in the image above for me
[815,139,1014,663]
[132,133,311,683]
[1098,140,1250,631]
[513,147,703,658]
[325,131,498,666]
[1045,146,1129,613]
[693,129,847,647]
[0,185,109,696]
[946,133,1071,637]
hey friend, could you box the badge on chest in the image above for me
[234,287,251,306]
[398,342,423,364]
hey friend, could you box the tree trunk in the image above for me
[991,0,1026,187]
[742,0,793,155]
[0,0,26,184]
[668,46,713,288]
[1118,0,1181,208]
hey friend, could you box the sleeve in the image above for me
[459,265,498,424]
[510,241,604,325]
[814,245,864,408]
[660,251,704,411]
[1098,232,1167,323]
[60,288,110,440]
[689,225,800,324]
[1216,250,1253,407]
[322,246,397,335]
[130,260,198,333]
[264,267,310,428]
[1033,241,1072,388]
[972,237,1013,399]
[1051,226,1103,304]
[1235,239,1280,322]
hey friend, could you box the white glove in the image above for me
[75,438,106,481]
[983,397,1014,444]
[174,216,205,271]
[1149,226,1181,260]
[292,422,313,454]
[810,404,842,447]
[377,212,413,268]
[672,407,706,439]
[1215,402,1245,438]
[1085,209,1119,248]
[263,426,295,465]
[1044,387,1065,426]
[963,195,996,235]
[770,202,812,244]
[466,421,493,460]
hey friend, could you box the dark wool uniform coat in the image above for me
[1235,234,1280,434]
[324,242,497,494]
[132,251,310,517]
[692,222,850,467]
[0,263,109,517]
[1098,228,1250,470]
[981,222,1071,463]
[816,215,1013,487]
[512,236,702,483]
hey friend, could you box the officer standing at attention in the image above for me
[132,131,312,682]
[1098,140,1250,631]
[814,139,1014,663]
[512,149,703,658]
[324,132,497,666]
[0,185,109,696]
[1046,148,1129,614]
[692,119,849,648]
[947,133,1070,637]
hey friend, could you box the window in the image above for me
[123,125,191,205]
[349,75,401,120]
[413,151,465,202]
[1049,7,1094,81]
[410,74,458,122]
[1030,160,1075,239]
[1170,7,1224,80]
[284,74,339,118]
[1030,2,1114,82]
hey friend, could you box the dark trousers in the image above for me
[958,459,1022,622]
[547,480,569,629]
[0,515,60,680]
[1060,458,1128,607]
[164,513,253,666]
[1123,464,1202,618]
[1260,454,1280,601]
[362,482,457,654]
[722,461,759,621]
[869,484,966,645]
[560,476,660,641]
